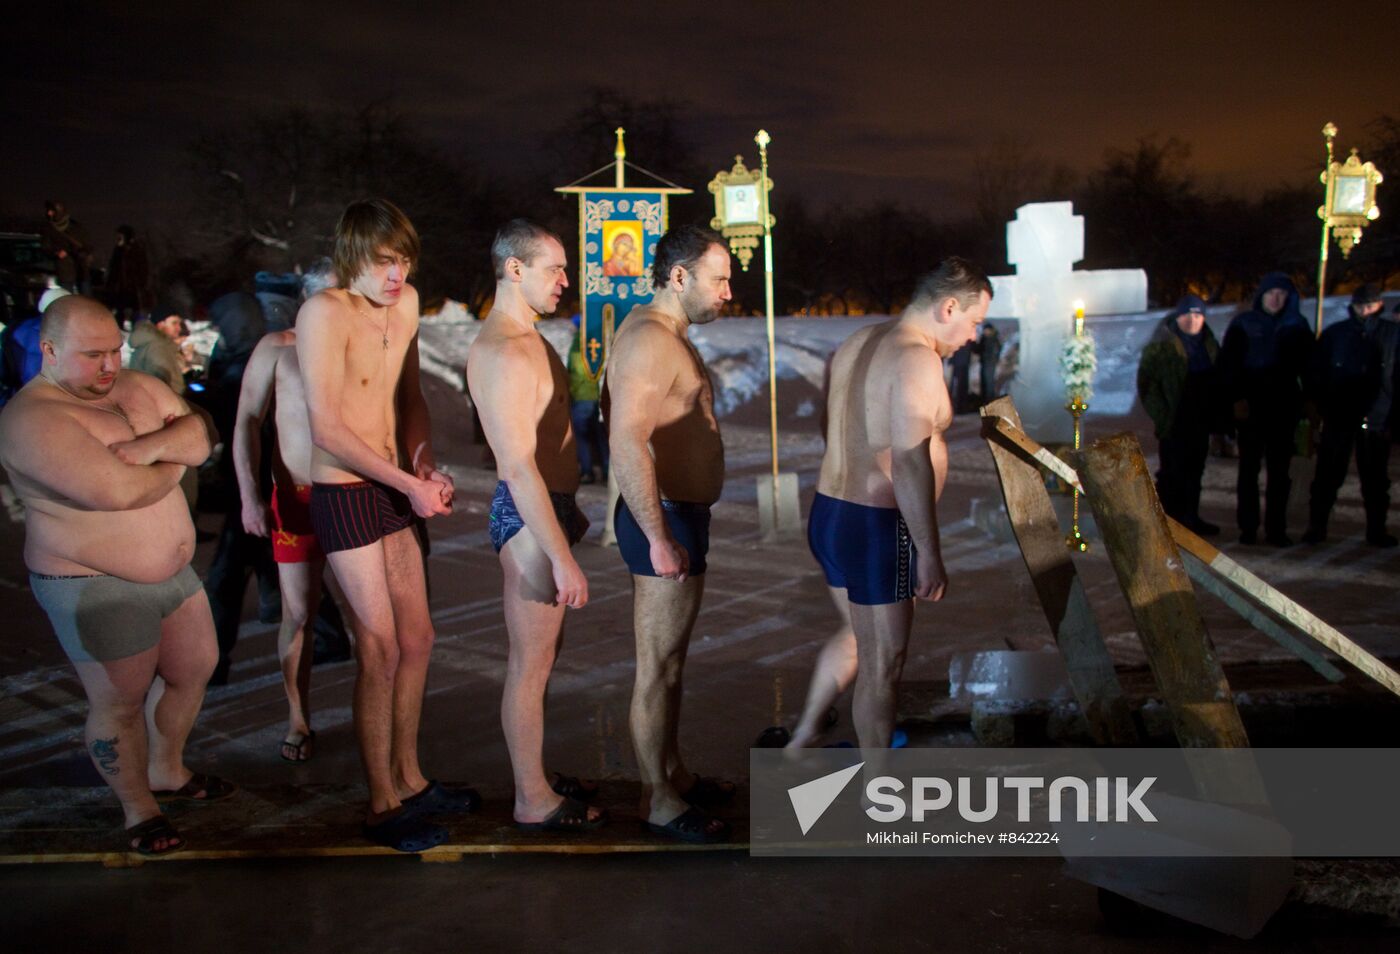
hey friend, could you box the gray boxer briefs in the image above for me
[29,565,203,663]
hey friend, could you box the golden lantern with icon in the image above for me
[1315,122,1384,335]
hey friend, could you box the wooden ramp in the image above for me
[0,782,749,867]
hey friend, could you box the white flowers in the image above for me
[1060,332,1097,403]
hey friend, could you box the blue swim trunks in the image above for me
[808,492,916,605]
[489,481,591,553]
[614,497,711,577]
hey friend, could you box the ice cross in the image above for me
[1005,202,1085,444]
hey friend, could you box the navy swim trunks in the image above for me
[808,492,916,605]
[614,497,711,577]
[309,480,416,554]
[488,481,591,553]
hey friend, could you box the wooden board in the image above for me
[979,398,1138,745]
[0,782,749,867]
[984,414,1400,700]
[1076,434,1250,752]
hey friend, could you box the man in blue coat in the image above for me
[1218,273,1313,546]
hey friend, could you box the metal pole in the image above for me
[614,127,626,189]
[1316,123,1337,338]
[757,130,779,504]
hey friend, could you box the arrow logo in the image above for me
[787,762,865,835]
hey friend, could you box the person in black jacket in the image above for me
[1303,285,1397,546]
[1136,294,1220,535]
[1218,273,1314,545]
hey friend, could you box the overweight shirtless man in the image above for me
[795,257,991,748]
[297,199,474,853]
[466,220,605,834]
[0,296,232,857]
[604,225,733,844]
[234,260,347,763]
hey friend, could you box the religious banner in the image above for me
[557,128,690,380]
[574,190,667,379]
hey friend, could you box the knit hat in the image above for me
[1351,283,1383,306]
[38,286,71,312]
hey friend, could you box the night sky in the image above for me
[7,0,1399,251]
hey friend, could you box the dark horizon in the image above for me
[7,1,1398,260]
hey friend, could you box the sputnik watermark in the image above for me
[751,748,1397,857]
[785,764,1155,834]
[863,775,1156,824]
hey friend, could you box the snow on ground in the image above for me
[416,293,1397,425]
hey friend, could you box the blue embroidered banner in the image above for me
[576,190,666,379]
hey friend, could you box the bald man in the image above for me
[0,296,231,858]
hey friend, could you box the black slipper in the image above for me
[549,772,600,801]
[681,775,736,807]
[402,779,480,815]
[126,814,185,856]
[516,797,609,833]
[153,772,238,804]
[363,809,448,853]
[279,730,315,763]
[755,726,791,748]
[644,806,731,844]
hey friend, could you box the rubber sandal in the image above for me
[754,726,791,748]
[363,809,448,853]
[681,775,735,807]
[644,806,730,844]
[279,730,315,763]
[516,797,608,833]
[402,779,480,815]
[126,814,185,856]
[153,772,237,803]
[549,772,600,801]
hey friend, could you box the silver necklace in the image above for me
[43,373,132,429]
[351,296,390,350]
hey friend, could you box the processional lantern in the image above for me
[1314,122,1384,335]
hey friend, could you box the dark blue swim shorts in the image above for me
[808,492,916,605]
[614,497,711,577]
[489,481,591,553]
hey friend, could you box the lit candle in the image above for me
[1072,299,1085,337]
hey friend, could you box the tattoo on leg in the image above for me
[91,736,119,776]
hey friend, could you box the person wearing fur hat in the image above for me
[1137,294,1221,535]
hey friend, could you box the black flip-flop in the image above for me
[644,806,730,844]
[363,809,448,853]
[754,726,791,748]
[153,772,238,804]
[516,797,608,833]
[279,730,316,763]
[126,814,185,856]
[402,779,481,815]
[549,772,600,801]
[681,775,736,807]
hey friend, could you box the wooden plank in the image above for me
[1169,521,1400,698]
[986,414,1400,700]
[1076,433,1250,752]
[979,398,1138,745]
[1180,552,1344,683]
[0,783,747,866]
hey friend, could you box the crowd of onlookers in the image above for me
[1137,278,1398,548]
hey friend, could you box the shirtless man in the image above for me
[234,260,347,763]
[466,220,606,833]
[604,225,733,843]
[297,199,474,853]
[796,257,991,748]
[0,296,232,857]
